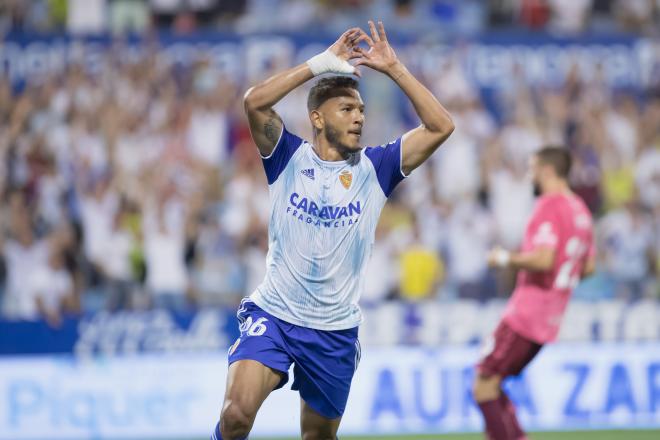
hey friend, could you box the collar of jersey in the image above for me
[308,143,357,167]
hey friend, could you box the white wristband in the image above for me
[494,249,511,268]
[306,50,355,76]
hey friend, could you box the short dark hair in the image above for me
[536,146,572,178]
[307,76,359,111]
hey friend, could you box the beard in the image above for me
[324,123,353,151]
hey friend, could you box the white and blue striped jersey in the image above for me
[250,126,406,330]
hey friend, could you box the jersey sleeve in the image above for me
[364,137,407,197]
[261,125,304,185]
[528,204,560,251]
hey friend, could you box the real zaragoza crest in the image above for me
[339,170,352,189]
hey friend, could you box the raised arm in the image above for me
[243,65,311,157]
[354,21,454,175]
[244,28,363,157]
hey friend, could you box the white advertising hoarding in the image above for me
[1,343,659,439]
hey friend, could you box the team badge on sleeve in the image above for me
[339,170,352,189]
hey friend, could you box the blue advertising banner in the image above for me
[2,300,659,356]
[0,309,240,357]
[1,32,655,91]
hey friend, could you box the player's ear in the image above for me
[310,109,324,132]
[540,162,552,179]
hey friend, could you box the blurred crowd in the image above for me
[0,4,659,326]
[1,0,659,37]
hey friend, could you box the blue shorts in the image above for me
[227,299,360,419]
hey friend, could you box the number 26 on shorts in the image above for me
[240,316,269,336]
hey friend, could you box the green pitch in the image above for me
[256,431,660,440]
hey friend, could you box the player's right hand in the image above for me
[328,27,365,63]
[308,28,366,76]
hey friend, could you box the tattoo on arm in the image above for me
[249,108,282,153]
[264,118,278,144]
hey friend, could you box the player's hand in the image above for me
[44,310,63,329]
[488,247,511,268]
[308,27,366,77]
[352,20,402,77]
[328,27,364,63]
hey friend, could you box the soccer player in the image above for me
[473,147,596,440]
[210,21,454,440]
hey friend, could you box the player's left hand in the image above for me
[352,20,402,77]
[487,247,511,268]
